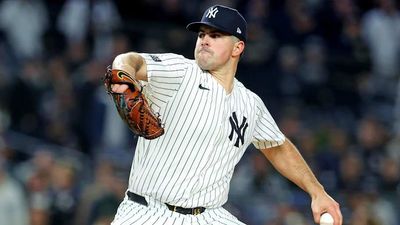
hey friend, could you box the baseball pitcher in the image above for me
[105,4,342,225]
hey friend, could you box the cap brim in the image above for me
[186,22,246,42]
[186,22,231,35]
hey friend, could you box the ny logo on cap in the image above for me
[205,7,219,18]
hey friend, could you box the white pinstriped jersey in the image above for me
[128,53,285,208]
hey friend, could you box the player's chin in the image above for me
[198,62,214,71]
[195,57,213,70]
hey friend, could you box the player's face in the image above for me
[194,26,236,71]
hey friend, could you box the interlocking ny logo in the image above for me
[206,7,219,18]
[229,112,248,147]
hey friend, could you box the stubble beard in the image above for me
[195,48,214,71]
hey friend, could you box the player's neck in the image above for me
[210,67,236,94]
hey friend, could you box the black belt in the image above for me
[127,191,205,215]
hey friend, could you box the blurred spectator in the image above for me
[27,167,52,225]
[269,0,316,46]
[314,0,359,49]
[355,115,389,180]
[282,210,308,225]
[0,156,29,225]
[346,193,381,225]
[48,159,80,225]
[241,0,277,65]
[361,0,400,105]
[274,45,304,106]
[6,59,47,136]
[378,156,400,194]
[369,193,397,225]
[41,57,78,148]
[73,159,115,225]
[57,0,91,45]
[14,148,55,225]
[73,60,107,155]
[91,0,122,60]
[13,148,55,185]
[58,0,122,60]
[337,151,365,192]
[87,169,126,225]
[0,0,49,60]
[315,125,350,192]
[299,36,331,108]
[65,40,90,72]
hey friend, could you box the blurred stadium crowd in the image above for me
[0,0,399,225]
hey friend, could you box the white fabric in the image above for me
[111,196,245,225]
[113,53,285,224]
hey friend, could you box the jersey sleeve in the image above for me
[252,95,286,149]
[139,53,188,111]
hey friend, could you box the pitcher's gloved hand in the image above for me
[103,66,164,140]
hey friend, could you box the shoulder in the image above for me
[140,53,200,73]
[235,79,263,103]
[235,79,268,117]
[139,53,191,65]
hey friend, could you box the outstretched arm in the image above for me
[260,138,342,225]
[111,52,148,93]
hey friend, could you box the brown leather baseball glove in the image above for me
[103,66,164,140]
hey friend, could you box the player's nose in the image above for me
[200,35,210,46]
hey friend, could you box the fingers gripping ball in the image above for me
[320,213,334,225]
[103,66,164,139]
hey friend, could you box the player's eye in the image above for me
[209,33,222,38]
[198,32,205,38]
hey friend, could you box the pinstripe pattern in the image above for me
[114,53,285,224]
[111,198,245,225]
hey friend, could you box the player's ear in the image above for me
[232,40,245,57]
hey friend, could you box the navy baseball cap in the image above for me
[186,5,247,42]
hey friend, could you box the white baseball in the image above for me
[320,212,334,225]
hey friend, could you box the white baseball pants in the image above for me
[111,197,246,225]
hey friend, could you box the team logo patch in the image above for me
[228,112,248,147]
[150,55,161,62]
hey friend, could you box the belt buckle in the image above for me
[193,208,201,215]
[173,206,177,212]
